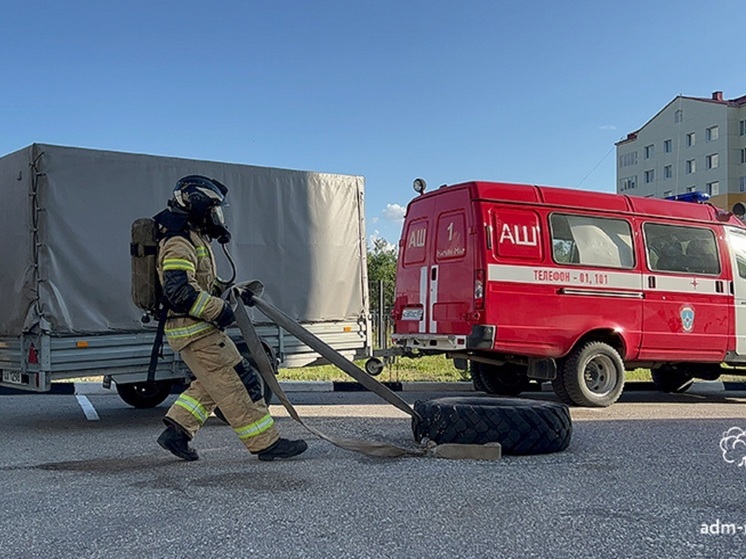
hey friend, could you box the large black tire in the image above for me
[116,380,172,409]
[477,362,531,396]
[651,367,694,393]
[554,341,625,407]
[412,396,572,455]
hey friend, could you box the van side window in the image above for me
[644,223,720,275]
[403,219,428,265]
[549,214,634,268]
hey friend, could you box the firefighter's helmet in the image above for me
[170,175,231,242]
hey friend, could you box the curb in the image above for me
[2,380,746,396]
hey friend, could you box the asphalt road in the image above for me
[1,386,746,559]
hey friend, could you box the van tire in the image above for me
[412,396,572,455]
[469,362,488,392]
[556,341,625,407]
[476,362,531,396]
[651,367,694,393]
[116,380,172,409]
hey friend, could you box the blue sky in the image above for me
[2,1,745,246]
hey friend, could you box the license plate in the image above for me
[402,308,424,321]
[2,371,23,385]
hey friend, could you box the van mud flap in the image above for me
[231,287,504,461]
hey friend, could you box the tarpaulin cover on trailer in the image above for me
[0,144,367,336]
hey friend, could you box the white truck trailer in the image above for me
[0,144,371,407]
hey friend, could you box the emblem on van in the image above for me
[680,305,695,332]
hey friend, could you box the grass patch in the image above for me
[279,354,469,383]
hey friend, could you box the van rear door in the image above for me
[395,186,476,340]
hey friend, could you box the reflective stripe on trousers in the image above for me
[234,414,275,441]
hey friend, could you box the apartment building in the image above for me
[616,91,746,217]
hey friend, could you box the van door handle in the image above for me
[648,276,656,289]
[431,267,437,281]
[715,280,724,293]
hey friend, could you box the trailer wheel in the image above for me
[469,362,488,392]
[116,381,172,409]
[651,367,694,393]
[412,396,572,455]
[365,357,385,376]
[477,362,531,396]
[556,341,624,407]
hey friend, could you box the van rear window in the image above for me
[550,214,634,269]
[435,212,466,261]
[643,223,720,275]
[403,219,428,265]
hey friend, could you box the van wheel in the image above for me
[556,341,624,407]
[412,396,572,455]
[116,381,172,409]
[477,363,531,396]
[469,361,488,392]
[651,367,694,393]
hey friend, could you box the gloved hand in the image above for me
[235,280,265,307]
[239,287,256,307]
[214,300,236,329]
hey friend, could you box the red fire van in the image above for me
[391,180,746,407]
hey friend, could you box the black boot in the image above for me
[157,424,199,461]
[257,438,308,461]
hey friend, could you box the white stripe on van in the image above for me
[487,264,641,290]
[487,264,728,296]
[429,265,438,334]
[419,266,428,333]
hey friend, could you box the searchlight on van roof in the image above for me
[665,191,710,203]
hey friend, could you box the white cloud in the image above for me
[382,203,406,222]
[368,229,397,252]
[599,125,618,131]
[370,216,379,224]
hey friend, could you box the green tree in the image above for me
[367,237,397,311]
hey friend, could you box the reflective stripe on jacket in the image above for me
[158,231,225,351]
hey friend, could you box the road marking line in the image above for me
[75,395,100,421]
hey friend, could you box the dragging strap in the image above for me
[230,290,425,458]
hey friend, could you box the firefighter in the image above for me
[154,175,307,461]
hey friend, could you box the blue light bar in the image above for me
[665,192,710,203]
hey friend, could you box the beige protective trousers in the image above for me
[165,329,280,453]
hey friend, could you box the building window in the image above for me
[620,176,637,191]
[741,148,746,164]
[663,190,673,198]
[686,159,696,174]
[706,126,719,142]
[686,186,696,193]
[707,181,720,196]
[644,144,654,159]
[740,177,746,192]
[675,109,683,123]
[706,153,719,169]
[664,139,672,153]
[664,165,673,179]
[645,170,655,183]
[686,133,695,147]
[619,152,638,167]
[741,119,746,136]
